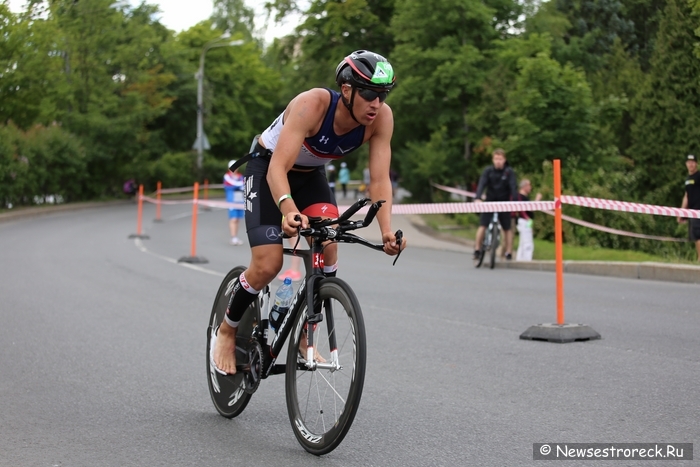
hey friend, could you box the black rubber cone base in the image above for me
[128,233,150,239]
[178,255,209,264]
[520,323,601,343]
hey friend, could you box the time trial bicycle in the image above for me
[206,198,402,455]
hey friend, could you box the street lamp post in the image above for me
[195,38,244,173]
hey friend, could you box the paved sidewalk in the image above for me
[0,200,131,223]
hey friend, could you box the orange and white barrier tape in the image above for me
[560,195,700,219]
[140,182,699,228]
[431,183,697,241]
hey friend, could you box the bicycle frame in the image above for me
[484,212,500,248]
[261,243,331,377]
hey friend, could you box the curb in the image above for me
[496,260,700,285]
[407,216,700,285]
[0,200,132,224]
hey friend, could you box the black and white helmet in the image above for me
[335,50,396,90]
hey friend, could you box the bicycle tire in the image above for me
[475,228,492,269]
[473,247,485,268]
[285,278,366,455]
[206,266,260,418]
[489,227,500,269]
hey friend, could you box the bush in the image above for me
[527,158,693,260]
[147,151,197,189]
[0,123,87,207]
[20,125,88,203]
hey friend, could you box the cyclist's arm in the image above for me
[367,104,401,254]
[267,89,327,231]
[474,168,489,201]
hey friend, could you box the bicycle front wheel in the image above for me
[206,266,260,418]
[285,278,366,455]
[489,228,500,269]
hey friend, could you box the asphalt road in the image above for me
[1,202,698,467]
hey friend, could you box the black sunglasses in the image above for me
[355,87,389,103]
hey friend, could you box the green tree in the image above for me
[266,0,396,97]
[389,0,518,199]
[499,51,599,174]
[175,23,282,166]
[0,3,68,128]
[212,0,257,42]
[629,0,700,206]
[552,0,635,73]
[469,32,555,170]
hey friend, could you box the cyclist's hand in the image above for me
[474,199,483,203]
[382,231,405,256]
[283,212,308,236]
[677,216,686,224]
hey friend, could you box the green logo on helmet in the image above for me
[371,62,394,84]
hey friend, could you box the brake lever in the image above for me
[392,229,403,266]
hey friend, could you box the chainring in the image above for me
[243,339,263,394]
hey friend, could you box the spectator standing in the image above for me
[224,159,245,245]
[338,162,351,198]
[473,148,518,260]
[513,179,542,261]
[678,154,700,261]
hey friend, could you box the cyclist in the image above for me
[212,50,406,375]
[473,148,517,261]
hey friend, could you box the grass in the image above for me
[420,214,691,264]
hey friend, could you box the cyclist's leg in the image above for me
[475,213,490,252]
[498,212,513,256]
[292,168,340,276]
[213,244,283,374]
[214,157,285,374]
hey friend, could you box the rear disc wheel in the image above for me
[206,266,261,418]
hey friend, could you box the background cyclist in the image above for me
[473,148,518,261]
[212,50,406,375]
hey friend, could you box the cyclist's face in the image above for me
[492,154,506,169]
[342,84,385,125]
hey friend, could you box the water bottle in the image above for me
[269,278,293,332]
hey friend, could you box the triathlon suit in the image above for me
[245,88,366,247]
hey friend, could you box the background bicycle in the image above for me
[474,212,500,269]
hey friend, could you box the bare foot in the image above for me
[298,327,327,363]
[213,321,237,375]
